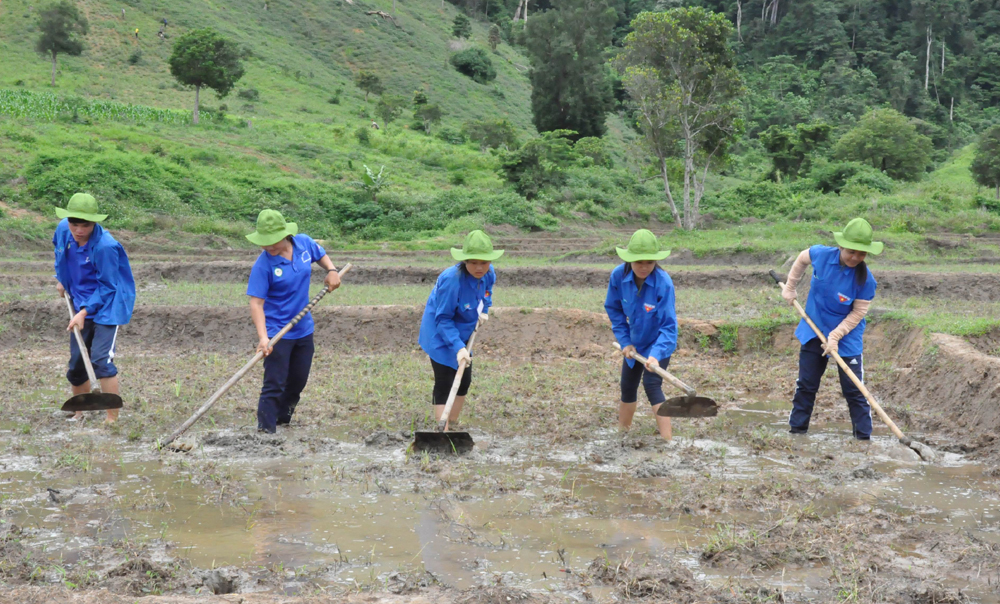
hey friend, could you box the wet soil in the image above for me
[6,262,996,300]
[4,308,1000,603]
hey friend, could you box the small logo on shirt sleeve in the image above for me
[644,303,656,312]
[485,290,491,298]
[274,268,283,277]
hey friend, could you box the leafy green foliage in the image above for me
[488,25,502,51]
[452,14,472,39]
[702,181,800,222]
[168,28,245,124]
[359,165,389,201]
[355,71,384,102]
[35,1,89,86]
[414,104,444,134]
[450,48,496,84]
[522,0,615,139]
[374,95,406,130]
[617,7,743,229]
[497,129,578,199]
[574,136,612,168]
[810,161,894,195]
[759,121,831,181]
[832,108,933,181]
[972,126,1000,198]
[462,118,517,151]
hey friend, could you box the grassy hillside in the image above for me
[0,0,533,128]
[0,0,998,260]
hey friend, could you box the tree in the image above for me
[972,126,1000,199]
[375,95,407,130]
[452,13,472,39]
[616,8,744,230]
[355,71,384,102]
[35,1,89,87]
[462,118,518,151]
[522,0,615,140]
[168,28,245,125]
[759,121,831,181]
[414,104,444,133]
[832,108,933,181]
[450,48,497,83]
[488,24,502,52]
[498,130,579,198]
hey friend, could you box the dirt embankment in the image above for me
[2,302,723,357]
[882,333,1000,458]
[6,263,996,300]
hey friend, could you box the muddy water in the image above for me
[4,406,1000,602]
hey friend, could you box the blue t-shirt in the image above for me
[67,238,98,314]
[418,264,496,369]
[794,245,877,357]
[246,234,327,340]
[604,264,677,368]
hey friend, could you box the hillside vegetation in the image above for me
[0,0,998,259]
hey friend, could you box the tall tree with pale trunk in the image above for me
[616,7,743,230]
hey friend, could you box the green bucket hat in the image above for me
[616,229,671,262]
[55,193,108,222]
[246,209,298,246]
[833,218,883,255]
[450,230,504,261]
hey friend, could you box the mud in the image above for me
[6,262,996,301]
[0,302,731,356]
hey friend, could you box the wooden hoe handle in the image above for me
[768,270,908,443]
[64,293,101,392]
[612,342,696,397]
[161,264,353,447]
[439,328,478,432]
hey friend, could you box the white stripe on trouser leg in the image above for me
[861,354,872,425]
[107,326,119,363]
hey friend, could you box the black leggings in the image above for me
[620,356,671,405]
[430,359,472,405]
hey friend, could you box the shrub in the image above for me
[237,87,260,101]
[810,161,890,194]
[436,127,466,145]
[354,126,370,145]
[450,48,497,84]
[701,181,801,222]
[462,118,516,151]
[497,130,578,199]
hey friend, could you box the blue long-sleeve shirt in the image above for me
[53,219,136,326]
[604,264,677,368]
[419,264,496,369]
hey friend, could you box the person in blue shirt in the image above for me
[52,193,136,423]
[781,218,882,440]
[418,230,502,425]
[245,210,341,434]
[605,229,677,440]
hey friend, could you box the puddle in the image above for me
[3,405,1000,601]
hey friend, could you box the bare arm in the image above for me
[316,255,340,291]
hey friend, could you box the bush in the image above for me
[354,126,371,145]
[832,108,932,181]
[574,137,612,168]
[701,181,801,222]
[127,49,142,65]
[462,118,516,151]
[450,48,497,84]
[237,87,260,101]
[810,161,891,194]
[436,127,466,145]
[497,130,578,199]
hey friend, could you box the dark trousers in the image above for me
[790,338,872,440]
[620,357,671,405]
[67,321,119,386]
[257,335,314,433]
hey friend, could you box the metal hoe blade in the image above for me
[411,431,475,454]
[657,395,719,418]
[61,392,124,412]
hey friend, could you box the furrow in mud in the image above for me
[5,263,997,299]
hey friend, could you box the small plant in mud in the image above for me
[719,324,739,353]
